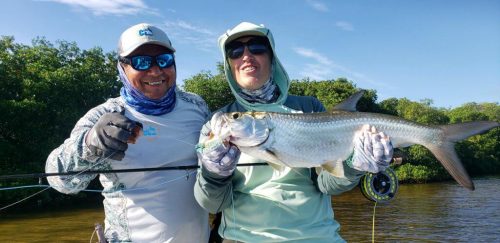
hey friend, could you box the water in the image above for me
[0,178,498,242]
[0,206,103,242]
[334,177,500,242]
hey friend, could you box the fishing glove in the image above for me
[85,111,142,161]
[196,113,240,177]
[349,124,393,173]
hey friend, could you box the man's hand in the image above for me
[349,124,393,173]
[86,112,142,161]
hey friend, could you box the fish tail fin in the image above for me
[439,121,499,142]
[427,121,498,191]
[427,143,474,190]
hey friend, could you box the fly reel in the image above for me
[360,167,398,203]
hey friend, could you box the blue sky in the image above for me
[1,0,498,108]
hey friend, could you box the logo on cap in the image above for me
[139,28,153,36]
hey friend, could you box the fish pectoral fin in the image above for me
[263,149,287,172]
[322,160,346,178]
[267,161,287,172]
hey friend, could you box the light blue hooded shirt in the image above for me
[195,22,362,243]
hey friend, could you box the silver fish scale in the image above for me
[260,111,443,167]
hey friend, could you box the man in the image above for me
[195,22,393,242]
[46,23,209,242]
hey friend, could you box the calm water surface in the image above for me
[334,177,500,242]
[0,177,498,242]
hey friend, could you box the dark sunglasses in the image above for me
[225,37,270,59]
[119,53,175,71]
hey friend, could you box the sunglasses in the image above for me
[225,37,270,59]
[119,53,175,71]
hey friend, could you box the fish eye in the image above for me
[231,113,240,119]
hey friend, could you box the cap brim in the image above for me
[223,30,267,45]
[120,41,176,57]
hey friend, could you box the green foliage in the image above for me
[377,98,399,116]
[289,78,378,111]
[447,102,499,123]
[182,62,233,111]
[0,36,118,207]
[446,102,500,175]
[377,97,450,124]
[395,98,449,125]
[395,163,444,183]
[290,78,358,109]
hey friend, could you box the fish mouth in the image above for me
[223,112,270,147]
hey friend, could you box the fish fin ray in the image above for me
[426,121,499,190]
[322,160,346,178]
[427,143,474,190]
[439,121,499,142]
[263,149,287,172]
[332,90,364,112]
[267,161,287,172]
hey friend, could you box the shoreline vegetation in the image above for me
[1,37,498,211]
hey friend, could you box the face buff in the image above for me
[238,77,280,104]
[118,63,176,116]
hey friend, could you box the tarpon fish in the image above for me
[214,91,499,190]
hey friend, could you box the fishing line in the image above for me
[231,189,236,240]
[0,151,115,212]
[157,130,199,147]
[89,228,97,243]
[0,184,103,193]
[0,171,197,212]
[0,186,52,211]
[109,170,197,193]
[0,185,49,191]
[372,201,377,243]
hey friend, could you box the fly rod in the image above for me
[0,163,269,180]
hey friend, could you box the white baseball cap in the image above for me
[118,23,175,57]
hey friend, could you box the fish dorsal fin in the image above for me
[332,90,365,112]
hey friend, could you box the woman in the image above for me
[194,22,393,242]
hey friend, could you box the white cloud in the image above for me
[335,21,354,31]
[294,47,333,66]
[162,20,217,52]
[167,20,215,36]
[300,63,334,80]
[293,47,392,88]
[294,47,349,80]
[305,0,329,12]
[43,0,156,16]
